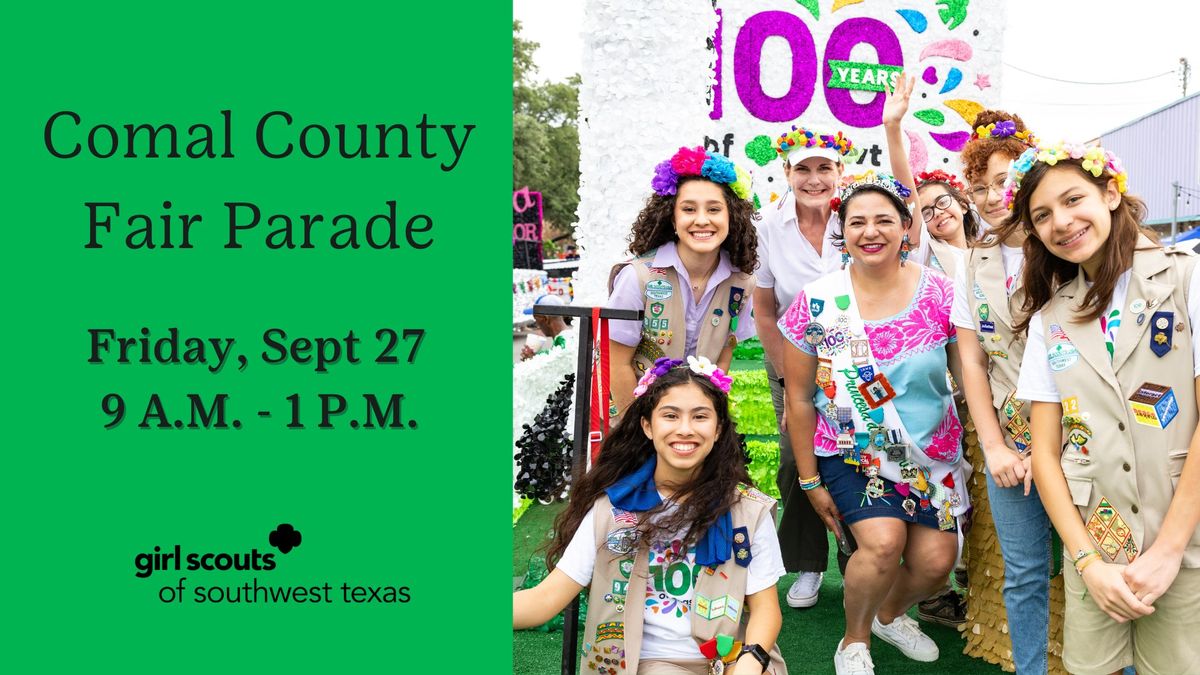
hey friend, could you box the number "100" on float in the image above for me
[717,11,902,127]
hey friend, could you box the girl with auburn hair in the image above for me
[883,72,982,281]
[607,147,759,418]
[950,109,1057,674]
[780,171,969,675]
[514,361,788,674]
[1011,141,1200,674]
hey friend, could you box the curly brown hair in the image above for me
[960,109,1031,186]
[627,176,760,272]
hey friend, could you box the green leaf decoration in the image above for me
[913,109,946,126]
[795,0,820,21]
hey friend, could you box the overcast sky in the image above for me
[513,0,1200,141]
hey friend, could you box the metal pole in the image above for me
[1172,181,1180,242]
[530,305,640,675]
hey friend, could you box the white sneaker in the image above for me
[786,571,822,608]
[834,639,875,675]
[871,614,939,662]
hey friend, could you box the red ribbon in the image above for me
[589,307,611,464]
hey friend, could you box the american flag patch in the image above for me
[1048,323,1070,343]
[611,508,638,526]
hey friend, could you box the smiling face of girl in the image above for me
[1027,165,1121,277]
[918,183,966,244]
[673,179,730,256]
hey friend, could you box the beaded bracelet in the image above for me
[798,475,823,491]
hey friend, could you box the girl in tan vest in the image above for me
[607,147,759,418]
[883,72,982,282]
[955,110,1064,674]
[1010,140,1200,674]
[514,361,787,674]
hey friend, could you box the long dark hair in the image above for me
[545,368,751,569]
[627,176,760,272]
[1008,161,1156,332]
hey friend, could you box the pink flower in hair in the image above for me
[670,146,708,176]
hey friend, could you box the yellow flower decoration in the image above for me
[1036,143,1067,166]
[730,165,752,200]
[1081,147,1107,177]
[1115,172,1128,193]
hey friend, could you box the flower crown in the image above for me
[651,146,753,201]
[774,126,855,161]
[916,169,965,192]
[633,356,733,398]
[830,170,912,212]
[1002,140,1128,210]
[970,120,1036,145]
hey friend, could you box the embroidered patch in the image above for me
[606,528,640,555]
[611,508,638,526]
[1086,497,1138,562]
[595,620,624,643]
[1129,382,1178,429]
[695,594,741,622]
[1047,323,1080,372]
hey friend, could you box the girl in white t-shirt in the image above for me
[514,359,786,675]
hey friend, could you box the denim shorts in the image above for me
[818,454,955,532]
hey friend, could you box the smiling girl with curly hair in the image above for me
[606,147,760,417]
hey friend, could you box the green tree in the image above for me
[513,21,580,233]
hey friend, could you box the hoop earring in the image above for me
[900,234,911,266]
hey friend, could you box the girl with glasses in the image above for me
[882,73,981,282]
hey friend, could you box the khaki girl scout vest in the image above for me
[581,488,787,675]
[609,253,756,376]
[964,242,1032,452]
[927,236,962,282]
[1042,240,1200,567]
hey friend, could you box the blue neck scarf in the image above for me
[604,456,733,566]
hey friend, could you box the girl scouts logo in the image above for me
[645,279,673,300]
[810,297,825,317]
[1047,323,1079,372]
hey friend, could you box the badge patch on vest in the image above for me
[1086,497,1138,562]
[695,594,741,622]
[587,643,625,674]
[645,279,673,301]
[728,288,744,333]
[1128,382,1179,429]
[1047,323,1080,371]
[595,620,624,642]
[1150,311,1173,357]
[811,297,825,317]
[606,528,640,555]
[732,526,752,567]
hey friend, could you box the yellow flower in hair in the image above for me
[1115,172,1128,193]
[1081,147,1107,177]
[730,165,752,200]
[1036,143,1067,166]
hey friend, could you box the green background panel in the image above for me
[1,3,511,670]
